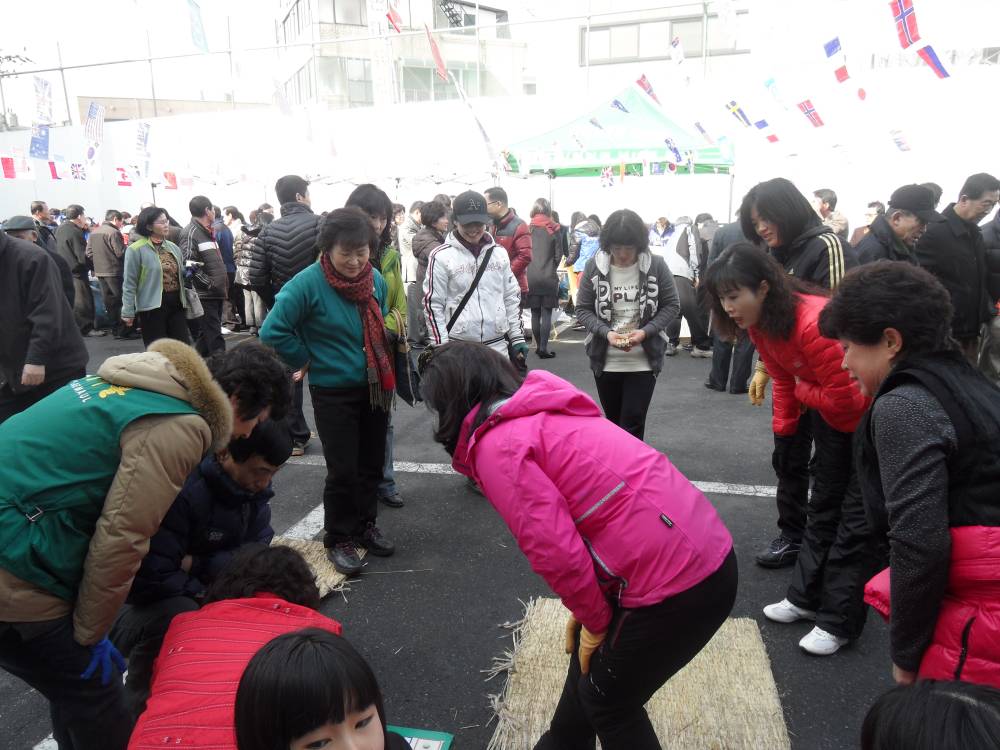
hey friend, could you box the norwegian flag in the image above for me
[71,163,87,180]
[916,44,950,78]
[754,119,779,143]
[386,2,403,33]
[889,0,920,49]
[83,101,105,143]
[424,24,448,81]
[798,100,825,127]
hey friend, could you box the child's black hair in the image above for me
[234,628,389,750]
[227,418,294,466]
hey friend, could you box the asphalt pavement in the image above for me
[1,326,893,750]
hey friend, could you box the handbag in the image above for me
[184,282,204,320]
[388,309,420,406]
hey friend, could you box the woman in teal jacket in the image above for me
[260,208,396,578]
[122,206,190,347]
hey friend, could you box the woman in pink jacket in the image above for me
[703,242,874,657]
[419,341,736,750]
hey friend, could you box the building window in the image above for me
[282,0,312,44]
[346,58,373,106]
[334,0,366,26]
[581,12,749,65]
[403,67,433,102]
[284,62,315,106]
[401,66,478,103]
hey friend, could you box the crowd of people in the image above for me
[1,170,999,750]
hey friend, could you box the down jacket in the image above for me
[422,231,524,351]
[0,339,231,644]
[750,294,870,436]
[492,209,532,293]
[127,596,342,750]
[248,202,320,308]
[452,370,734,635]
[127,454,274,605]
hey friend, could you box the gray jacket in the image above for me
[576,249,680,375]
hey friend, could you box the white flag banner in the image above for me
[34,76,53,124]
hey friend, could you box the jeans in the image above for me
[311,385,389,545]
[109,596,199,720]
[786,415,875,640]
[137,291,190,348]
[666,276,711,349]
[594,370,657,441]
[195,298,226,356]
[284,378,312,445]
[535,549,738,750]
[708,335,755,392]
[98,276,124,333]
[0,368,85,425]
[405,281,427,347]
[772,411,813,544]
[0,617,132,750]
[378,412,396,497]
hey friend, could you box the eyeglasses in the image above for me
[486,200,501,207]
[416,346,436,377]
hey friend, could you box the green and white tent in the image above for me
[503,85,734,177]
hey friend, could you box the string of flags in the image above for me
[888,0,949,78]
[824,37,866,100]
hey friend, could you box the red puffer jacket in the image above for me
[750,294,870,435]
[128,595,342,749]
[866,526,1000,687]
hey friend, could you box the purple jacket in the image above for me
[453,370,733,633]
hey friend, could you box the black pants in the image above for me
[535,549,738,750]
[666,276,711,349]
[110,596,199,720]
[227,272,245,325]
[72,275,96,334]
[137,291,190,348]
[0,617,132,750]
[708,335,755,392]
[772,412,813,544]
[283,378,312,444]
[311,385,389,545]
[98,276,124,333]
[405,281,427,347]
[195,298,226,356]
[786,415,874,640]
[0,368,84,425]
[531,307,554,353]
[594,371,657,441]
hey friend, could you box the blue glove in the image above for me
[512,342,529,358]
[81,637,127,686]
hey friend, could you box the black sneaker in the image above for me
[379,491,405,508]
[356,522,395,557]
[326,542,363,576]
[704,380,726,392]
[756,536,801,568]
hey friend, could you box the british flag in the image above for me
[798,100,825,128]
[71,163,87,180]
[889,0,920,49]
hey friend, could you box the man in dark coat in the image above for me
[0,230,88,424]
[111,419,291,717]
[248,174,320,453]
[31,200,58,252]
[856,185,940,265]
[979,204,1000,383]
[55,204,104,336]
[915,172,1000,363]
[179,196,228,356]
[3,216,74,304]
[87,209,134,338]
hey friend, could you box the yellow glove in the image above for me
[563,614,606,674]
[749,370,771,406]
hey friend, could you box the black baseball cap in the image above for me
[3,215,36,231]
[452,190,490,225]
[888,185,942,223]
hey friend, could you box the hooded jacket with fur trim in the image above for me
[0,339,231,644]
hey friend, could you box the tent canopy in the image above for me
[504,86,734,176]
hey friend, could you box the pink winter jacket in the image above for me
[452,370,733,634]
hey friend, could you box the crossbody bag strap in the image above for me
[446,245,494,333]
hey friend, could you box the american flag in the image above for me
[84,102,105,143]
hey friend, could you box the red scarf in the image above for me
[530,214,559,235]
[320,253,396,410]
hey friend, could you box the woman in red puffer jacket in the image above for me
[703,242,874,658]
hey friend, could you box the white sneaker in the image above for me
[799,626,848,656]
[221,326,233,335]
[763,598,817,624]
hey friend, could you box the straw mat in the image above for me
[271,536,366,598]
[486,598,790,750]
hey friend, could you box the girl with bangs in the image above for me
[702,242,875,657]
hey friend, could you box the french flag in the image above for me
[916,44,950,78]
[754,119,779,143]
[824,37,850,83]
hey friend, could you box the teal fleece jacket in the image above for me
[260,263,388,388]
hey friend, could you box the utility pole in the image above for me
[228,17,236,108]
[146,31,159,117]
[56,43,73,125]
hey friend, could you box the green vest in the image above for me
[0,375,199,601]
